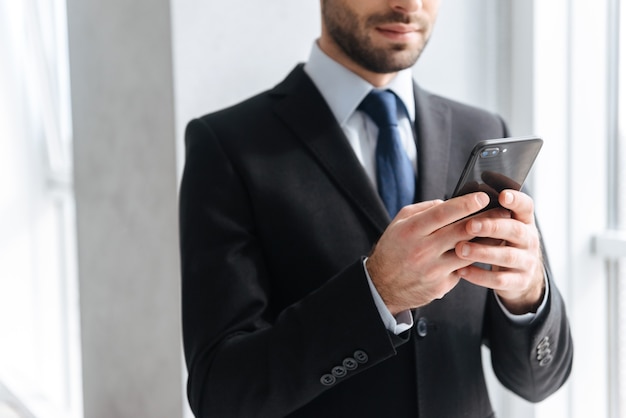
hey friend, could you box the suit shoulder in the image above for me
[183,70,303,155]
[183,87,283,153]
[420,88,507,134]
[197,89,278,127]
[194,65,306,127]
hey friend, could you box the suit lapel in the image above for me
[268,69,454,229]
[414,84,452,201]
[271,66,390,233]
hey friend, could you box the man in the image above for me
[179,0,573,417]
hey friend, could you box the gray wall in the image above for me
[66,0,182,416]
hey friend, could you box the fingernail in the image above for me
[504,191,514,205]
[461,244,471,257]
[476,193,489,207]
[470,220,482,233]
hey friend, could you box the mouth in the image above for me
[375,23,421,42]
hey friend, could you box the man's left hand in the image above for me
[454,189,545,315]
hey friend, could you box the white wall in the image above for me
[414,0,506,113]
[171,1,321,175]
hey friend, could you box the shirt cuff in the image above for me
[494,269,550,325]
[363,258,414,335]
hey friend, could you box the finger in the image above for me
[459,261,546,314]
[409,192,490,235]
[457,264,525,293]
[394,199,444,220]
[437,249,479,278]
[464,217,534,248]
[465,208,511,246]
[455,240,534,270]
[498,190,535,224]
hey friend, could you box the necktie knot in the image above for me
[358,89,398,128]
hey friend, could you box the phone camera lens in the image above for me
[480,147,500,158]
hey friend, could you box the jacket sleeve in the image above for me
[473,113,573,401]
[179,118,409,417]
[485,236,573,402]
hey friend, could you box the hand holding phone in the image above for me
[451,136,546,313]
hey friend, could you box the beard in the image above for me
[322,0,431,74]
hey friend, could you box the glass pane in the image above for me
[0,0,81,416]
[617,2,626,416]
[621,1,626,229]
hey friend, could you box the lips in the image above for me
[375,23,420,41]
[377,23,419,35]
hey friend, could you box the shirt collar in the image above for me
[303,41,416,127]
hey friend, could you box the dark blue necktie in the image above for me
[359,90,415,217]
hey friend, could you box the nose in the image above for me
[389,0,423,13]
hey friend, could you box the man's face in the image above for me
[321,0,440,74]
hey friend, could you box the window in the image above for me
[615,0,626,416]
[577,0,626,417]
[532,1,616,417]
[0,0,82,416]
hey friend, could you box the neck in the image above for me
[317,37,397,88]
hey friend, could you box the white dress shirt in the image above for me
[303,42,546,334]
[303,42,418,188]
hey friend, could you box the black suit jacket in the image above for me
[179,65,573,418]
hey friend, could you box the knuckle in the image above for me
[511,222,525,239]
[486,219,499,235]
[519,195,535,216]
[492,272,510,289]
[396,205,412,218]
[465,196,480,213]
[432,204,456,226]
[503,249,518,266]
[432,208,448,225]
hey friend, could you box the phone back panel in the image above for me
[452,136,543,208]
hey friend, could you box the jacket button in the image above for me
[354,350,369,364]
[537,336,550,351]
[539,355,553,367]
[332,366,347,378]
[320,374,336,386]
[417,317,428,337]
[320,374,337,386]
[536,336,552,366]
[342,357,358,371]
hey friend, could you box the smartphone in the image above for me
[451,136,543,210]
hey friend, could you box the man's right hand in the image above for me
[366,192,491,315]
